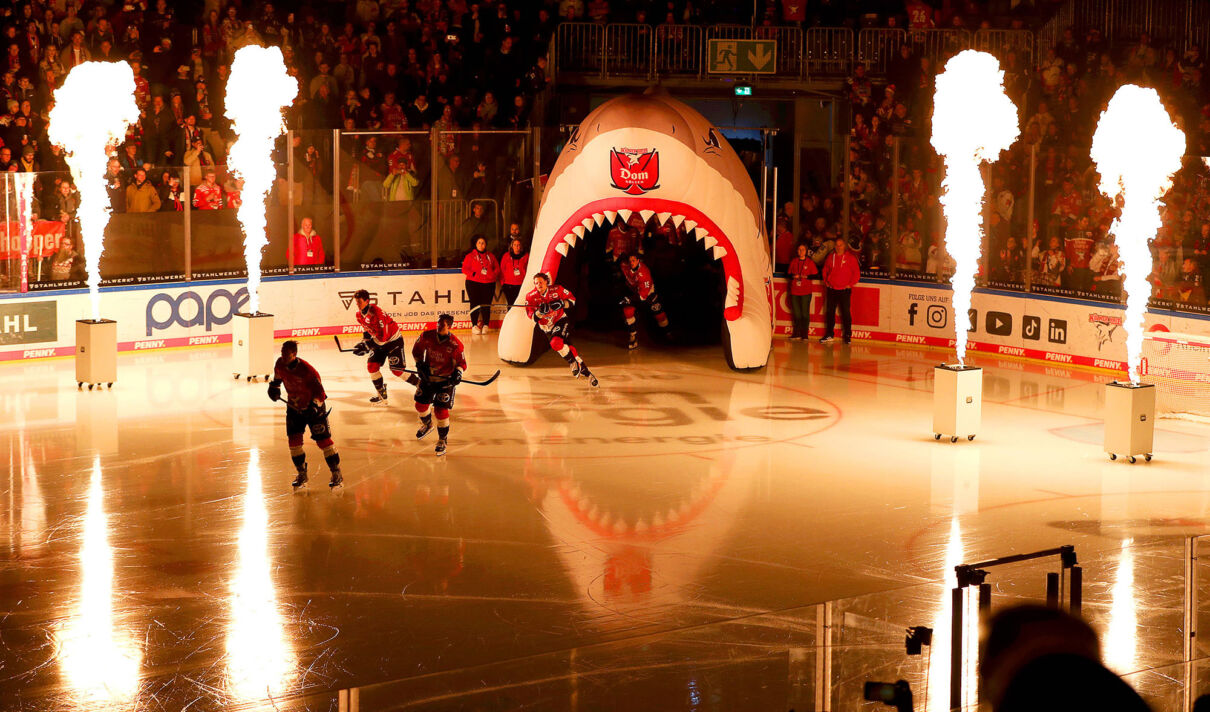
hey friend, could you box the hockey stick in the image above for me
[333,335,356,352]
[404,367,501,387]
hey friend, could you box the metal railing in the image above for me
[973,29,1036,66]
[913,28,973,67]
[856,28,907,75]
[1039,0,1209,57]
[757,25,805,77]
[553,22,604,78]
[604,23,654,77]
[654,24,703,76]
[806,27,854,77]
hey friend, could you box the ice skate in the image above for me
[570,361,582,378]
[291,465,309,490]
[582,368,599,388]
[328,469,343,489]
[416,418,434,440]
[435,438,447,456]
[369,393,388,404]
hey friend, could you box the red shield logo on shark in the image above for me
[610,148,660,195]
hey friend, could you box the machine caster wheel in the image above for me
[967,435,975,441]
[1110,453,1117,461]
[77,382,83,390]
[950,436,958,443]
[1145,454,1152,462]
[106,383,112,389]
[1129,455,1137,464]
[934,433,941,440]
[233,374,240,380]
[246,376,252,382]
[88,383,94,390]
[264,374,270,381]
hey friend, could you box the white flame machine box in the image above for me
[233,312,275,382]
[1103,381,1155,463]
[75,319,117,389]
[933,364,982,442]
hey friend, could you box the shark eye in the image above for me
[704,128,722,151]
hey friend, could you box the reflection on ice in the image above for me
[1104,538,1138,675]
[225,449,294,702]
[56,456,141,707]
[928,516,977,712]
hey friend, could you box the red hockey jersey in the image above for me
[412,330,467,378]
[620,259,657,301]
[525,284,576,331]
[356,303,402,345]
[273,357,327,410]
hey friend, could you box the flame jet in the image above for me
[930,50,1020,365]
[225,45,298,314]
[496,91,772,370]
[1091,85,1185,384]
[47,62,138,321]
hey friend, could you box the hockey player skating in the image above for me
[618,253,670,350]
[412,314,467,456]
[351,288,413,403]
[268,340,343,489]
[525,272,598,387]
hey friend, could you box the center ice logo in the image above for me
[609,148,660,195]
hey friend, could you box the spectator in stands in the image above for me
[48,235,83,283]
[293,217,326,266]
[105,159,126,213]
[193,169,223,210]
[183,138,215,187]
[980,605,1149,712]
[125,168,162,213]
[437,154,468,200]
[160,173,186,212]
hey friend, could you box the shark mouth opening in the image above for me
[541,198,743,319]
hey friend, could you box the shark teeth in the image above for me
[656,212,672,225]
[555,242,569,256]
[672,215,685,228]
[618,208,632,222]
[702,235,718,250]
[604,210,617,223]
[639,209,655,222]
[571,225,585,239]
[683,219,698,233]
[712,245,728,260]
[591,213,604,227]
[725,276,740,308]
[581,218,596,231]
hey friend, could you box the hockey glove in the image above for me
[352,341,371,356]
[416,362,432,381]
[449,369,463,386]
[267,381,282,402]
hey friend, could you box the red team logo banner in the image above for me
[0,220,66,259]
[610,148,660,195]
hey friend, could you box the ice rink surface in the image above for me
[3,333,1210,711]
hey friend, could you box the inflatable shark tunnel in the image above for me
[496,91,772,371]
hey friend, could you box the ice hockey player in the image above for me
[525,272,598,387]
[618,252,670,349]
[268,340,343,489]
[351,288,412,403]
[412,314,467,456]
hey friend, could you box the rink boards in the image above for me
[1,272,1208,374]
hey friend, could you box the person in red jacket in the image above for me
[787,242,818,340]
[820,237,860,344]
[191,169,223,210]
[461,234,499,334]
[267,340,342,489]
[351,288,412,403]
[619,253,669,350]
[499,237,528,307]
[292,217,326,267]
[411,313,467,456]
[525,272,598,387]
